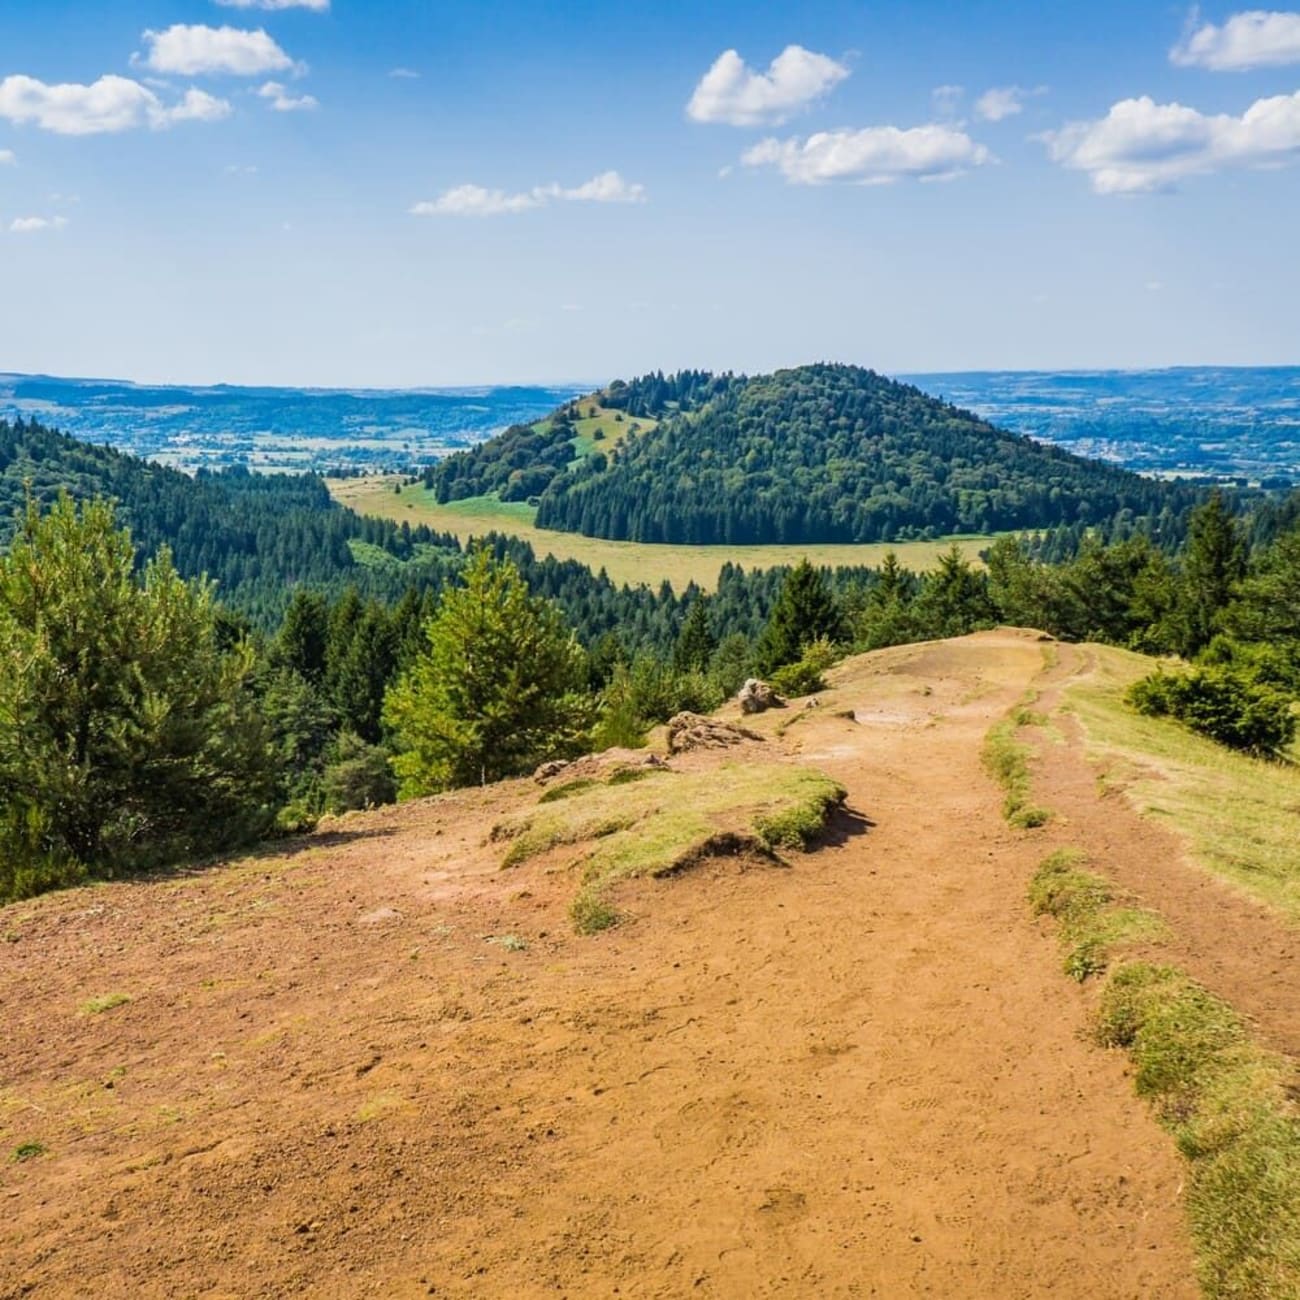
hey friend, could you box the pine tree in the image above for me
[755,560,844,673]
[384,549,592,794]
[0,494,273,894]
[1176,492,1247,655]
[673,596,717,674]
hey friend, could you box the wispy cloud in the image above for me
[687,45,849,126]
[931,85,965,119]
[1171,9,1300,69]
[742,124,992,185]
[1042,90,1300,192]
[257,81,319,111]
[140,24,297,77]
[389,67,420,80]
[0,150,14,165]
[0,74,230,135]
[9,215,68,234]
[411,171,646,217]
[974,85,1046,122]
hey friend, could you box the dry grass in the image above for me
[1065,645,1300,922]
[328,477,1005,594]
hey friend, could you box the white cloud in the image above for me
[1171,10,1300,69]
[257,81,319,111]
[0,150,14,165]
[976,86,1024,121]
[687,45,849,126]
[389,68,420,79]
[0,74,230,135]
[1042,90,1300,193]
[411,170,646,216]
[215,0,329,9]
[9,215,68,233]
[141,24,296,77]
[741,124,993,185]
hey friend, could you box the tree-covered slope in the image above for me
[432,364,1198,545]
[0,418,460,625]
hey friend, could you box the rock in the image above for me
[533,760,570,784]
[738,678,784,714]
[666,712,763,754]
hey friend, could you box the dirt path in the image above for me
[1,632,1198,1298]
[1025,643,1300,1061]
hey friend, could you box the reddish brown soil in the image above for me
[0,632,1214,1298]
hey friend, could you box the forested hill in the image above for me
[0,417,463,625]
[428,364,1199,545]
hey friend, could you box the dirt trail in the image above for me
[1026,643,1300,1060]
[1,632,1198,1298]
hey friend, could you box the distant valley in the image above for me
[2,365,1299,482]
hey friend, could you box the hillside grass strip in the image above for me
[1065,645,1300,921]
[983,705,1052,829]
[1030,848,1300,1297]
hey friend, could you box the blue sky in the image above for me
[1,0,1299,386]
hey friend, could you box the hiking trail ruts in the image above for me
[2,631,1198,1298]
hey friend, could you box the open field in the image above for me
[7,632,1300,1295]
[329,476,999,591]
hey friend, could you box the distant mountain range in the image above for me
[2,365,1298,484]
[0,374,584,475]
[903,367,1300,485]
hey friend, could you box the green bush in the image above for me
[1129,664,1296,757]
[320,731,396,813]
[769,637,838,698]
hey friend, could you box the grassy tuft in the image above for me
[500,762,843,932]
[538,777,601,804]
[1030,849,1166,981]
[983,718,1051,829]
[80,992,131,1015]
[1096,962,1300,1297]
[12,1142,46,1163]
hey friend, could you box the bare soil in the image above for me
[1,631,1231,1298]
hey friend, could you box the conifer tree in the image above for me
[384,549,592,794]
[755,560,844,673]
[0,494,273,892]
[673,596,717,674]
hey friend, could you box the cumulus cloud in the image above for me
[1171,9,1300,69]
[9,215,68,233]
[0,73,230,135]
[741,124,992,185]
[141,24,296,77]
[216,0,329,9]
[411,170,646,216]
[975,85,1034,122]
[1042,90,1300,192]
[687,45,849,126]
[257,81,319,111]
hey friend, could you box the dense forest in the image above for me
[427,365,1202,545]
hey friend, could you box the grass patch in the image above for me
[1096,962,1300,1297]
[328,477,1011,595]
[1066,644,1300,921]
[983,717,1051,829]
[1030,848,1166,981]
[12,1141,46,1163]
[538,777,601,804]
[80,992,131,1015]
[498,762,844,934]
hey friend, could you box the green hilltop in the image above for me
[426,363,1199,546]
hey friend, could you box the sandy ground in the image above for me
[0,631,1233,1298]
